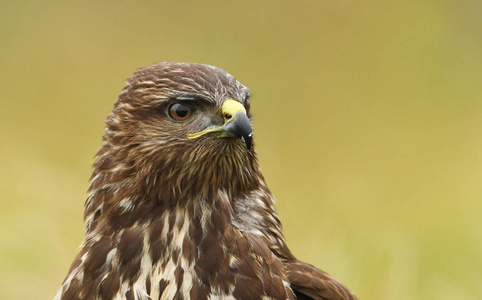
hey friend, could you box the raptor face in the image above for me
[110,62,252,150]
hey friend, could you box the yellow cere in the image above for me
[221,99,246,122]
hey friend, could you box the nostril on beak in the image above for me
[224,113,233,122]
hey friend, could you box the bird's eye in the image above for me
[168,103,194,121]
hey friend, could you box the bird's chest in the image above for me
[143,214,291,300]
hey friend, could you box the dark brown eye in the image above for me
[168,103,194,121]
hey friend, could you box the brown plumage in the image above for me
[55,62,357,300]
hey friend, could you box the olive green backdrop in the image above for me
[1,1,481,299]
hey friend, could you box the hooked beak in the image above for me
[186,99,253,150]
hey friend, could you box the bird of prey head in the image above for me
[55,62,357,300]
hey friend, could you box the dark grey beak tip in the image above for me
[224,111,253,151]
[243,133,253,151]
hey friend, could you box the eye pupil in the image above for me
[176,106,188,117]
[168,103,194,121]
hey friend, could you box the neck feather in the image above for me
[83,138,262,234]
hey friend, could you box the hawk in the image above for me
[55,62,357,300]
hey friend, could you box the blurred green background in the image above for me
[1,1,481,299]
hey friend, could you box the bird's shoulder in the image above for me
[283,260,357,300]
